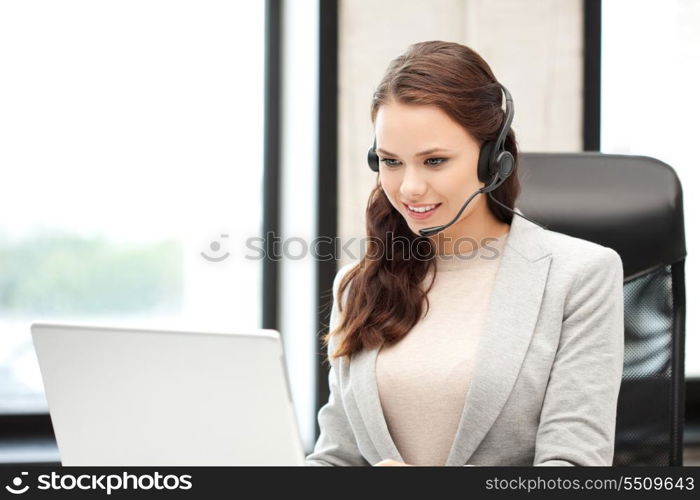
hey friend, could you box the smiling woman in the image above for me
[376,99,505,239]
[332,41,521,360]
[306,40,625,467]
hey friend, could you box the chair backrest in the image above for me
[518,152,687,466]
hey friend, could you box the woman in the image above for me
[305,41,624,466]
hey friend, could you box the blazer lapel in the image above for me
[349,208,552,465]
[444,209,552,465]
[350,344,404,463]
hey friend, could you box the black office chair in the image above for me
[517,152,687,466]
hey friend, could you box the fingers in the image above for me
[373,459,412,466]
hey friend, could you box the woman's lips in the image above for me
[403,203,441,220]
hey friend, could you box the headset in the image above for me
[366,82,545,236]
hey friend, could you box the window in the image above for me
[601,0,699,376]
[0,0,266,414]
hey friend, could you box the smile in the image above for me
[403,203,441,220]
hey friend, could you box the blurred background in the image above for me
[0,0,698,465]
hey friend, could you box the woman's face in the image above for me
[375,98,490,245]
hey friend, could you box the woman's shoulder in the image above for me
[330,261,361,315]
[536,225,624,278]
[333,261,359,293]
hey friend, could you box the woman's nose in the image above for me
[399,165,428,199]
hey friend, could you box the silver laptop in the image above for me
[30,321,306,466]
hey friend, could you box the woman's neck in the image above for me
[429,206,511,256]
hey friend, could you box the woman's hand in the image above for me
[373,459,413,466]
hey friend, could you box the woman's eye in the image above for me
[380,158,400,167]
[426,158,446,167]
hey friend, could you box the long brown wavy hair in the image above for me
[324,40,521,361]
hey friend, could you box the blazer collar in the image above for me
[349,207,553,465]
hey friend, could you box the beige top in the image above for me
[375,231,508,466]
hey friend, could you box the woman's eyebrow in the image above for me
[376,147,454,157]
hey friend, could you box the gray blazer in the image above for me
[305,208,625,466]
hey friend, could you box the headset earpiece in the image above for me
[477,140,497,183]
[495,150,514,178]
[367,138,379,172]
